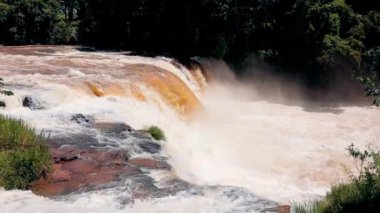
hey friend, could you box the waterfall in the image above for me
[0,46,379,212]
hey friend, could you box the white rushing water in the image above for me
[165,85,380,202]
[0,46,379,212]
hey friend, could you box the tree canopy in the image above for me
[0,0,379,86]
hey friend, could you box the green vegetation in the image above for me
[146,125,167,141]
[0,78,14,107]
[295,144,380,213]
[0,0,379,88]
[357,77,380,106]
[0,0,77,44]
[0,115,51,190]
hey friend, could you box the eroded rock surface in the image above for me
[32,123,169,197]
[32,146,137,196]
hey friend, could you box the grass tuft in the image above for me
[0,115,51,190]
[294,144,380,213]
[146,125,167,141]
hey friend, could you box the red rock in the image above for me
[128,158,171,170]
[32,146,137,197]
[50,164,71,182]
[263,205,291,213]
[61,160,97,174]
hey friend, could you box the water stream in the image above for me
[0,46,379,212]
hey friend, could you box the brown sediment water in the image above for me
[0,46,379,212]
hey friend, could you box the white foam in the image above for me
[1,46,380,210]
[67,68,86,78]
[163,85,380,202]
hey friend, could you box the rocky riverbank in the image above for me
[26,119,289,212]
[0,46,295,212]
[31,119,171,197]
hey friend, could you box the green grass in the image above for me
[0,115,51,190]
[294,145,380,213]
[294,182,380,213]
[146,125,167,141]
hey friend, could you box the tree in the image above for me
[1,0,379,89]
[0,0,77,45]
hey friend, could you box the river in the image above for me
[0,46,379,212]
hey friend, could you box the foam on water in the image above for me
[165,89,380,201]
[0,46,379,211]
[0,186,275,213]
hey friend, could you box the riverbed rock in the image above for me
[262,205,291,213]
[22,96,43,110]
[128,158,171,170]
[137,141,161,154]
[93,122,133,134]
[32,146,136,196]
[71,114,92,124]
[32,144,174,197]
[47,134,100,148]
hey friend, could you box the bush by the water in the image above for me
[295,144,380,213]
[147,126,166,141]
[0,115,51,190]
[0,78,14,107]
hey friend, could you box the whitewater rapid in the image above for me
[167,86,380,201]
[0,46,379,212]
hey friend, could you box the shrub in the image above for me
[357,77,380,106]
[0,77,14,108]
[294,144,380,213]
[0,115,51,190]
[146,126,167,141]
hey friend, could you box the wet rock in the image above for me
[51,147,82,162]
[71,114,91,124]
[137,141,161,154]
[158,179,195,196]
[130,130,152,139]
[126,174,159,199]
[22,96,43,110]
[47,134,100,148]
[49,164,71,182]
[262,205,291,213]
[32,146,137,197]
[98,149,130,165]
[50,146,130,164]
[94,122,132,134]
[128,158,171,170]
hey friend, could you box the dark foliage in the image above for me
[0,0,379,86]
[0,77,14,107]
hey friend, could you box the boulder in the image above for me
[32,146,136,196]
[137,141,161,154]
[22,96,43,110]
[71,114,91,124]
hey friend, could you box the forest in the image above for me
[0,0,379,87]
[1,1,380,212]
